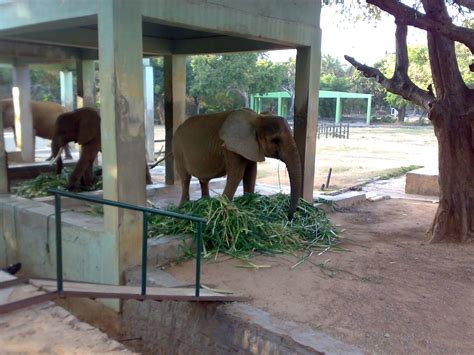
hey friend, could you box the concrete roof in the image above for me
[0,0,321,63]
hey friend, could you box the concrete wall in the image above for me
[0,195,119,286]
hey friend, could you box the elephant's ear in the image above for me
[219,109,265,162]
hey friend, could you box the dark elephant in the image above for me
[50,107,152,190]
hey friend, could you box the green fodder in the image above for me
[148,193,340,260]
[13,167,103,198]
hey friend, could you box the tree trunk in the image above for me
[429,109,474,243]
[398,106,406,123]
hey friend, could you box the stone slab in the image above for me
[316,191,367,209]
[405,167,439,196]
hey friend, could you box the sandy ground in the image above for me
[0,272,130,353]
[165,198,474,354]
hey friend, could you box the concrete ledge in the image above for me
[405,167,439,196]
[316,191,367,209]
[123,269,362,354]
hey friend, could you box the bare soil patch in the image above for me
[166,198,474,354]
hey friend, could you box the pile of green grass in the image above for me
[148,193,340,260]
[13,167,103,198]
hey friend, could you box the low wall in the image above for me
[0,194,119,286]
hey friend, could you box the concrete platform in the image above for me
[0,272,130,353]
[405,167,439,196]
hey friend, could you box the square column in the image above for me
[12,65,34,162]
[98,1,146,278]
[60,70,74,111]
[76,60,96,108]
[164,55,186,185]
[0,109,8,193]
[294,33,321,201]
[143,59,155,162]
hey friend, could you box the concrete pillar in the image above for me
[335,95,342,123]
[98,0,146,279]
[164,55,186,185]
[143,58,155,162]
[76,60,96,108]
[293,34,321,202]
[366,95,372,125]
[0,108,8,193]
[60,70,74,111]
[12,65,34,162]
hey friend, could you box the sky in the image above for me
[268,7,426,66]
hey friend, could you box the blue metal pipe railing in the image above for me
[48,188,206,298]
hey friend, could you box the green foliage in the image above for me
[378,165,423,180]
[148,193,340,260]
[13,167,103,198]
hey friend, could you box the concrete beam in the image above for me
[12,65,34,162]
[98,0,146,279]
[0,0,97,34]
[172,36,290,55]
[293,34,321,201]
[164,55,186,185]
[0,39,80,64]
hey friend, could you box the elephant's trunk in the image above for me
[280,141,302,221]
[50,138,64,174]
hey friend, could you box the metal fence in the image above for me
[317,122,350,139]
[48,188,206,298]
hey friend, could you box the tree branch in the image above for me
[453,0,474,11]
[345,55,435,110]
[368,0,474,63]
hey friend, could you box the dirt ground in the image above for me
[166,198,474,354]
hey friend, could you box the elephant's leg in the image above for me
[243,161,257,194]
[67,146,98,190]
[179,173,192,205]
[82,161,94,187]
[64,144,73,160]
[55,156,63,175]
[222,151,247,200]
[145,163,152,184]
[199,179,210,198]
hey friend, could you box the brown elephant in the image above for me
[173,108,302,220]
[50,107,152,190]
[0,98,73,159]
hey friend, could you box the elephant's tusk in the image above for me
[49,147,64,165]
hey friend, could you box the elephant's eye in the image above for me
[271,138,280,145]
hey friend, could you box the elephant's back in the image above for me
[31,101,66,139]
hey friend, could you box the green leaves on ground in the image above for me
[13,167,103,198]
[148,193,340,260]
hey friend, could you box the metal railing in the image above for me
[48,188,206,298]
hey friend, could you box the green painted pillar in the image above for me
[98,0,146,278]
[294,32,321,202]
[249,95,254,110]
[366,95,372,125]
[164,55,187,185]
[277,93,282,116]
[335,95,342,123]
[12,65,34,162]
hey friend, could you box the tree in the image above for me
[343,0,474,243]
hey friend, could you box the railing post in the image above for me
[54,194,63,293]
[195,221,202,298]
[141,212,148,296]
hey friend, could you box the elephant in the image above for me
[50,107,153,191]
[0,98,73,159]
[173,108,302,220]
